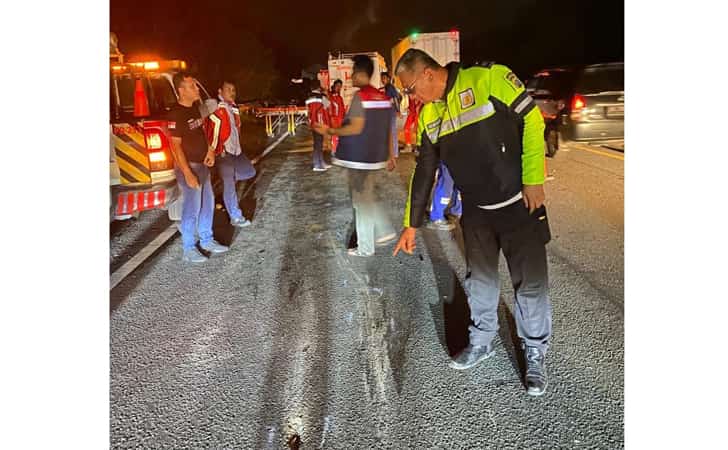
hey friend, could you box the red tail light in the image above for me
[570,94,586,121]
[144,128,173,171]
[571,94,586,111]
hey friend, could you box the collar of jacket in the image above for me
[440,62,462,101]
[217,95,236,107]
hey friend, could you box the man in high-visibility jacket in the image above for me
[393,49,552,396]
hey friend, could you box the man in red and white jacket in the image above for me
[204,80,256,227]
[327,79,346,152]
[403,94,422,152]
[306,79,331,171]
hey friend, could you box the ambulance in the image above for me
[109,33,211,221]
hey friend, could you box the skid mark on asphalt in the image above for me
[328,234,392,440]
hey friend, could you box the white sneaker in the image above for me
[313,167,327,172]
[231,217,252,228]
[347,247,374,257]
[182,248,207,263]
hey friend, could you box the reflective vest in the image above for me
[332,85,392,170]
[404,62,545,227]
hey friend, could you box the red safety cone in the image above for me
[133,78,150,117]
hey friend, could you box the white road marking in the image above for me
[110,224,178,290]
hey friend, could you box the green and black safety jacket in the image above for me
[403,62,545,228]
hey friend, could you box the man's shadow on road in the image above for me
[210,171,263,248]
[422,226,525,377]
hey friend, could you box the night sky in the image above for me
[111,0,623,98]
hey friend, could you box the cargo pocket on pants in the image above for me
[531,205,551,245]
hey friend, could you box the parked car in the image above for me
[560,62,624,142]
[526,68,577,157]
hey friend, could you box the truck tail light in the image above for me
[144,129,173,171]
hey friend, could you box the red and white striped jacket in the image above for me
[328,92,345,126]
[204,98,242,156]
[305,89,331,128]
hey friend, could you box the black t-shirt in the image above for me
[168,103,208,163]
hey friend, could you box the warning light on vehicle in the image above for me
[410,29,420,40]
[148,151,166,162]
[145,131,164,150]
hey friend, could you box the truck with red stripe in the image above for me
[109,33,211,221]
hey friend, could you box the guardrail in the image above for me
[254,106,309,137]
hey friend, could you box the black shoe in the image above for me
[525,346,548,396]
[449,344,495,370]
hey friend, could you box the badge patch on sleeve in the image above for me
[504,71,524,90]
[459,88,475,109]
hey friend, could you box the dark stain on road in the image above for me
[420,228,472,357]
[253,149,334,448]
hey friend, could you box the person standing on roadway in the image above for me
[205,79,256,228]
[314,55,397,257]
[168,73,229,263]
[306,79,332,172]
[327,79,346,152]
[392,49,553,396]
[402,94,421,152]
[380,72,402,158]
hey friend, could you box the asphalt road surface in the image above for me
[110,131,624,449]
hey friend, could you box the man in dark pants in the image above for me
[393,49,552,396]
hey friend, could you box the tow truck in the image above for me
[109,33,211,221]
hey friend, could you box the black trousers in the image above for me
[460,201,553,352]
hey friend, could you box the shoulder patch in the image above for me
[504,71,524,90]
[458,88,475,109]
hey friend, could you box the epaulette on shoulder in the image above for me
[468,61,495,69]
